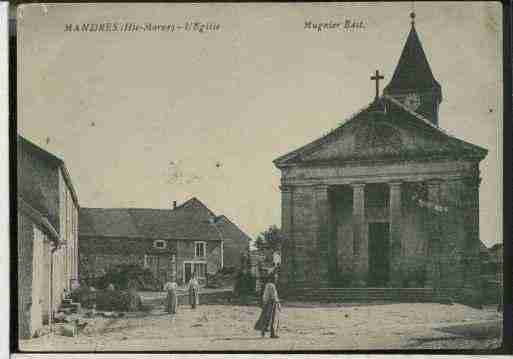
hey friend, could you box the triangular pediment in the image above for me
[274,97,487,167]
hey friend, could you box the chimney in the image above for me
[173,201,177,210]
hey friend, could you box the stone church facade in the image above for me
[274,15,487,300]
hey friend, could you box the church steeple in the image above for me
[383,12,442,126]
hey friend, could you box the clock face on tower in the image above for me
[403,93,421,111]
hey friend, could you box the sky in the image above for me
[17,2,502,246]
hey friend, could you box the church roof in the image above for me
[273,96,487,167]
[383,18,441,96]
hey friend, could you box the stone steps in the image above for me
[283,287,448,303]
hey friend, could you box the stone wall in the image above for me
[18,140,79,321]
[52,246,66,314]
[289,186,316,286]
[31,227,45,332]
[79,236,172,278]
[40,239,51,324]
[217,216,251,269]
[442,178,480,293]
[279,187,293,289]
[58,170,79,291]
[332,188,354,281]
[80,236,223,286]
[207,241,222,272]
[18,213,34,339]
[222,241,243,269]
[143,289,234,307]
[399,207,429,285]
[17,143,60,229]
[17,212,60,339]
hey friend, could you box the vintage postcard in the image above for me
[15,1,504,352]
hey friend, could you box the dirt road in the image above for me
[19,303,502,351]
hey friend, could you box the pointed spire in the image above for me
[383,12,442,126]
[383,13,440,94]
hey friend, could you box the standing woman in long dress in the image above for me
[164,280,178,314]
[254,274,281,338]
[188,274,200,309]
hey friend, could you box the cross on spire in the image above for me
[370,70,384,100]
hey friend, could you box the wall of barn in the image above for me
[79,236,161,279]
[17,143,60,229]
[58,169,79,291]
[51,245,66,315]
[31,227,45,333]
[80,236,223,287]
[18,213,34,339]
[17,213,56,339]
[217,217,250,269]
[18,142,80,322]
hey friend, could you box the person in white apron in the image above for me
[188,275,199,309]
[164,280,178,314]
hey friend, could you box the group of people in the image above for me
[163,272,281,339]
[163,275,200,314]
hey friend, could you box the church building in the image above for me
[274,13,487,301]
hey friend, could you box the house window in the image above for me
[195,241,206,258]
[154,240,167,249]
[183,261,207,282]
[193,262,207,278]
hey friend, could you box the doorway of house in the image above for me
[368,222,390,286]
[184,262,192,284]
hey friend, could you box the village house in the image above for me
[79,198,251,287]
[17,136,80,339]
[274,13,488,303]
[214,214,252,269]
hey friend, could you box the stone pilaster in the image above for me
[313,184,330,287]
[462,177,481,290]
[389,182,402,287]
[279,185,294,290]
[440,179,463,291]
[351,183,367,285]
[425,179,442,290]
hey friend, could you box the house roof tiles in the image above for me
[79,198,232,242]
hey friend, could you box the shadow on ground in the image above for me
[283,302,394,308]
[405,319,502,349]
[436,320,502,339]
